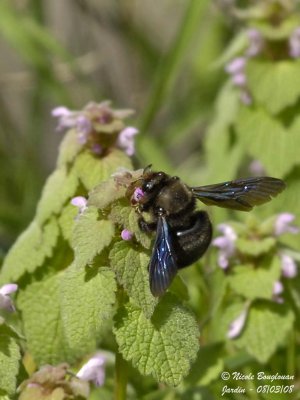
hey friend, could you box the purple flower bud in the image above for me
[77,353,106,387]
[212,224,237,269]
[273,280,283,296]
[289,27,300,58]
[121,229,133,241]
[227,308,248,339]
[225,57,246,75]
[248,160,265,175]
[280,253,297,278]
[117,127,139,156]
[51,106,72,118]
[0,283,18,312]
[274,213,299,236]
[133,187,144,202]
[71,196,88,216]
[232,73,247,87]
[246,29,264,57]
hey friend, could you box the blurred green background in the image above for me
[0,0,230,253]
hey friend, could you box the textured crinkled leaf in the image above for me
[235,107,300,177]
[109,200,151,249]
[0,326,21,396]
[36,166,78,224]
[88,179,126,209]
[186,343,224,386]
[109,241,157,317]
[58,203,78,242]
[57,129,82,167]
[235,301,295,363]
[72,207,115,269]
[60,264,116,350]
[229,258,281,300]
[73,149,132,190]
[17,274,76,364]
[0,218,59,284]
[236,237,275,256]
[114,295,200,386]
[247,60,300,114]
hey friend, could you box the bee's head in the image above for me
[141,171,167,193]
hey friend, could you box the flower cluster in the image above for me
[52,101,138,156]
[212,213,299,338]
[225,28,264,105]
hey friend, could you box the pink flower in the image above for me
[133,187,144,202]
[274,213,299,236]
[0,283,18,312]
[280,253,297,278]
[227,308,248,339]
[117,127,139,156]
[225,57,246,74]
[52,106,92,144]
[212,224,237,269]
[248,160,265,175]
[121,229,133,241]
[289,27,300,58]
[272,280,284,303]
[77,353,106,387]
[71,196,88,216]
[246,29,264,57]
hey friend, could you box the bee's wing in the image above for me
[191,177,285,211]
[149,216,178,297]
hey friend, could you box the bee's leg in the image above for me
[174,211,212,269]
[138,217,157,233]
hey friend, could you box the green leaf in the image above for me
[236,237,276,256]
[247,60,300,114]
[186,343,224,386]
[72,207,115,269]
[58,203,78,242]
[36,166,78,224]
[73,149,132,190]
[60,264,116,351]
[0,218,59,284]
[57,129,83,167]
[17,274,75,364]
[0,325,21,396]
[235,301,295,363]
[114,295,200,386]
[235,107,300,177]
[109,200,151,249]
[109,241,157,318]
[228,257,281,300]
[88,179,126,209]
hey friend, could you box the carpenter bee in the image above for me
[127,166,285,297]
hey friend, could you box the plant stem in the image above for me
[114,351,128,400]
